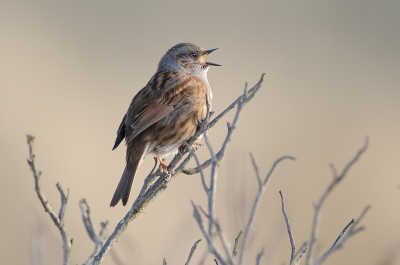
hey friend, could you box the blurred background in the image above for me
[1,1,399,264]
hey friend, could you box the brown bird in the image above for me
[110,43,220,207]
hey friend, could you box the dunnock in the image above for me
[110,43,220,207]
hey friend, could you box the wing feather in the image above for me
[112,114,127,150]
[123,71,204,145]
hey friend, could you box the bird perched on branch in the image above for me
[110,43,220,207]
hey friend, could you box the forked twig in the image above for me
[239,155,295,265]
[80,199,108,265]
[306,137,369,265]
[26,135,72,265]
[314,205,370,265]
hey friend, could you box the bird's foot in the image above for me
[157,156,174,181]
[191,142,203,151]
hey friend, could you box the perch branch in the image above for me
[93,74,265,264]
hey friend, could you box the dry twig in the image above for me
[238,155,295,265]
[279,190,296,265]
[255,247,265,265]
[232,230,243,257]
[26,135,72,265]
[305,137,369,265]
[314,205,370,265]
[185,239,202,265]
[80,199,108,265]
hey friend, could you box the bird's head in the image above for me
[159,43,221,75]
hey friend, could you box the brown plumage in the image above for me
[110,43,220,207]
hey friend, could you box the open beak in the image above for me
[203,48,222,67]
[205,48,219,55]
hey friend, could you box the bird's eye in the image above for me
[190,53,197,58]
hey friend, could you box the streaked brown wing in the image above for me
[125,71,203,145]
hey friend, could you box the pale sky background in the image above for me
[1,1,400,265]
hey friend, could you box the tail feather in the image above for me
[110,154,142,207]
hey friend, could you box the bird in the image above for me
[110,43,220,207]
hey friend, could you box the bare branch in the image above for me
[279,190,296,265]
[215,221,236,265]
[185,239,202,265]
[80,199,109,265]
[191,201,227,265]
[315,205,370,265]
[239,155,295,265]
[314,219,354,265]
[204,132,218,236]
[306,137,369,265]
[233,230,243,257]
[26,135,72,265]
[352,205,371,228]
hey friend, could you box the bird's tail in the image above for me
[110,151,142,207]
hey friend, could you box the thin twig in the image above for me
[314,205,370,265]
[249,153,262,190]
[215,221,236,265]
[293,245,307,265]
[26,135,72,265]
[306,137,369,265]
[191,201,227,265]
[294,241,307,261]
[232,230,243,257]
[185,239,202,265]
[314,219,354,265]
[255,247,265,265]
[239,155,295,265]
[204,132,218,236]
[352,205,371,228]
[199,206,211,220]
[80,199,108,265]
[279,190,296,265]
